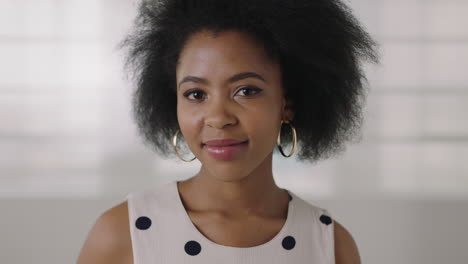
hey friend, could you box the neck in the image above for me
[177,152,287,218]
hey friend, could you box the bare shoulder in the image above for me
[334,220,361,264]
[76,201,133,264]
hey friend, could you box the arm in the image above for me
[334,220,361,264]
[76,201,133,264]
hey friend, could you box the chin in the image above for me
[201,162,254,181]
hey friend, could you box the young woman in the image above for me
[77,0,378,263]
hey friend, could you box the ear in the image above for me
[282,97,295,123]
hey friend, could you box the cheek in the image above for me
[247,107,281,146]
[177,104,208,151]
[177,104,197,138]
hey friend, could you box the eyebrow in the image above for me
[178,72,266,90]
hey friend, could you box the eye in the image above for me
[183,89,205,101]
[182,86,263,101]
[236,86,263,97]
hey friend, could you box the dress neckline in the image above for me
[173,180,295,251]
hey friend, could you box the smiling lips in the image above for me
[202,139,249,160]
[203,138,248,146]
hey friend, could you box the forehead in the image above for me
[176,30,279,79]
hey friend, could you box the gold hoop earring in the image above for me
[172,129,196,162]
[277,120,297,158]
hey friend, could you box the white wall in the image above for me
[1,0,467,263]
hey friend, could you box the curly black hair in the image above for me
[120,0,379,163]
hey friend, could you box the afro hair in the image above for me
[121,0,380,163]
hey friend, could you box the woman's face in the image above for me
[176,30,294,180]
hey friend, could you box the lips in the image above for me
[202,140,249,160]
[203,139,248,147]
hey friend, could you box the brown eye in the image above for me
[183,89,205,101]
[236,86,262,96]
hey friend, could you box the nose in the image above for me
[203,98,238,129]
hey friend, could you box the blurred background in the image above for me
[1,0,467,263]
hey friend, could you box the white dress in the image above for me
[126,180,335,263]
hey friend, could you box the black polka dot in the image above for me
[320,214,332,225]
[282,235,296,250]
[135,216,152,230]
[184,240,201,256]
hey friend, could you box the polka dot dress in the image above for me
[126,181,335,264]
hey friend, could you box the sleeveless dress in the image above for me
[126,180,335,264]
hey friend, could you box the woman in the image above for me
[77,0,378,263]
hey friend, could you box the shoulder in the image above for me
[334,219,361,264]
[294,196,361,263]
[76,201,133,264]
